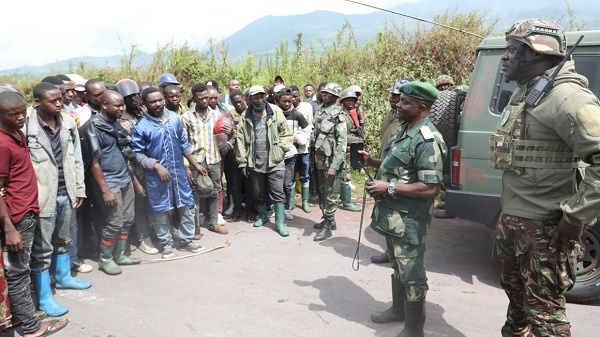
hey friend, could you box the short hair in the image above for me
[85,78,103,92]
[141,86,161,103]
[317,82,327,90]
[191,83,208,96]
[205,79,219,91]
[290,85,299,92]
[303,84,314,90]
[229,89,243,100]
[55,74,71,81]
[33,82,60,100]
[101,90,123,102]
[164,85,180,93]
[206,85,218,94]
[0,91,26,109]
[41,76,64,86]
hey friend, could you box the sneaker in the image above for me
[139,237,159,255]
[162,245,175,259]
[178,242,204,253]
[218,213,226,225]
[285,210,294,220]
[71,259,93,273]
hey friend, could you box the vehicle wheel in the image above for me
[430,91,460,175]
[566,224,600,303]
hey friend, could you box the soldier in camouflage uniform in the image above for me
[339,89,363,212]
[311,83,347,242]
[362,81,445,337]
[491,19,600,337]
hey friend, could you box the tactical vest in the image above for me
[489,85,585,174]
[314,108,341,157]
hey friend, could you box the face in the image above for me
[231,95,246,113]
[207,89,219,109]
[321,91,337,105]
[291,90,301,107]
[124,93,140,110]
[436,83,451,91]
[36,89,63,116]
[86,83,106,107]
[193,90,209,111]
[273,79,284,86]
[304,86,314,99]
[63,81,75,104]
[389,92,401,109]
[250,93,266,109]
[144,92,165,117]
[341,98,356,110]
[164,89,181,108]
[0,100,27,131]
[228,80,241,91]
[102,96,125,120]
[395,94,423,123]
[279,95,293,111]
[501,39,527,82]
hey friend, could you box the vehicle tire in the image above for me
[430,90,460,175]
[566,223,600,303]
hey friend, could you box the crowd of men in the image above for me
[1,17,597,337]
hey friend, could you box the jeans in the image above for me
[150,205,195,248]
[3,212,41,334]
[295,153,310,184]
[31,194,74,272]
[284,156,297,207]
[99,182,135,242]
[68,209,79,263]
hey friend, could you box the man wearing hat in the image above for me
[361,81,446,337]
[434,75,454,91]
[235,85,292,237]
[157,73,180,94]
[311,83,347,241]
[492,19,600,336]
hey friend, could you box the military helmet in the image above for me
[389,79,410,94]
[505,18,566,57]
[455,85,469,94]
[435,75,455,87]
[321,82,342,97]
[158,73,180,86]
[339,89,358,102]
[115,79,140,97]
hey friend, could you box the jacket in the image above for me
[235,103,293,170]
[24,109,86,217]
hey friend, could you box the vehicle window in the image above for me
[489,54,600,115]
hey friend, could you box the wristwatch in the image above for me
[387,182,396,196]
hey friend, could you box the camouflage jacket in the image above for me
[312,103,347,170]
[371,116,446,244]
[495,61,600,227]
[379,109,403,158]
[342,107,363,145]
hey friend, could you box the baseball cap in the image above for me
[273,84,285,94]
[249,85,266,96]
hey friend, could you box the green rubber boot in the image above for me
[341,184,361,212]
[288,188,296,210]
[274,204,289,237]
[253,204,269,228]
[113,236,141,265]
[98,241,122,275]
[301,183,312,213]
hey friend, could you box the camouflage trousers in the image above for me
[495,214,577,337]
[386,236,428,302]
[316,168,342,220]
[341,153,353,185]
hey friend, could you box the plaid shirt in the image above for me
[180,107,222,165]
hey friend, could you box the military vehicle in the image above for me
[436,30,600,303]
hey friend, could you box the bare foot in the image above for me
[25,318,68,337]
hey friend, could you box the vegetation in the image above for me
[2,9,496,156]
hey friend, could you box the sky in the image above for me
[0,0,412,71]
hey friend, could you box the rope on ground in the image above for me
[139,241,231,264]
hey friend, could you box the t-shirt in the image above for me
[94,115,131,189]
[252,112,269,173]
[0,129,39,223]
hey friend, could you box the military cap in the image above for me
[321,82,342,97]
[400,81,438,103]
[505,18,566,57]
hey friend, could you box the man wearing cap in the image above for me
[76,79,106,126]
[311,83,347,241]
[235,85,292,237]
[492,19,600,336]
[361,81,445,337]
[157,73,180,94]
[434,75,454,91]
[273,75,284,87]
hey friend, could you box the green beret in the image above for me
[400,81,438,103]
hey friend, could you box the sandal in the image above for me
[38,318,69,337]
[7,310,47,329]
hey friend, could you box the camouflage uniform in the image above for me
[490,19,600,337]
[371,116,446,301]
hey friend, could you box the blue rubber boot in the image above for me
[31,270,68,317]
[52,253,92,290]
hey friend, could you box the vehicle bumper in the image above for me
[445,190,501,229]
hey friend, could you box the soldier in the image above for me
[338,89,362,212]
[434,75,454,91]
[312,83,347,241]
[361,81,445,337]
[491,19,600,336]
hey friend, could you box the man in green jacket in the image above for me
[235,86,293,236]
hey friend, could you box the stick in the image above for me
[138,241,231,264]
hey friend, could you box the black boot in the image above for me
[314,219,334,241]
[371,250,391,264]
[397,299,426,337]
[372,275,405,323]
[313,217,337,230]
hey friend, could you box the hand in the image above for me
[186,167,194,185]
[75,197,85,208]
[0,187,6,199]
[133,178,147,197]
[196,165,208,176]
[365,180,387,198]
[102,190,118,207]
[549,217,584,252]
[358,150,371,167]
[221,124,234,136]
[325,168,337,179]
[154,163,171,182]
[241,167,249,178]
[4,228,23,252]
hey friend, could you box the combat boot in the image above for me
[301,183,312,213]
[371,250,391,264]
[274,204,289,237]
[314,219,334,241]
[313,217,337,230]
[253,204,269,227]
[113,236,141,265]
[397,299,426,337]
[98,241,122,275]
[340,184,361,212]
[372,275,405,323]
